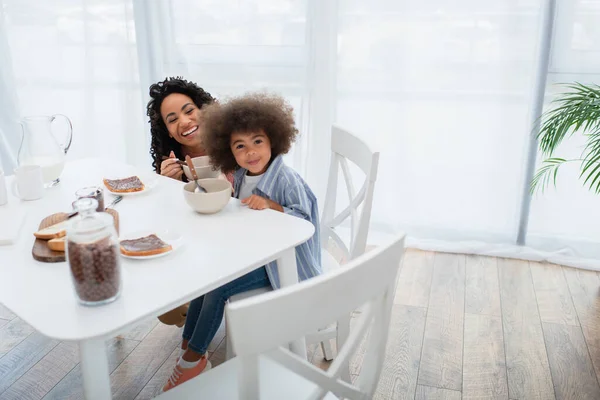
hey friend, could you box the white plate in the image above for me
[102,173,158,197]
[119,229,183,260]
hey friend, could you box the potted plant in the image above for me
[531,83,600,193]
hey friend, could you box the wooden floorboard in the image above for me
[0,341,79,400]
[0,319,35,359]
[542,322,600,400]
[465,255,501,316]
[462,313,508,399]
[562,267,600,384]
[394,250,434,308]
[415,384,462,400]
[562,267,600,327]
[0,305,15,321]
[134,346,180,400]
[0,332,59,395]
[42,337,140,400]
[305,341,332,372]
[417,252,465,391]
[498,258,555,400]
[530,262,579,326]
[208,336,228,369]
[306,343,319,366]
[118,318,159,342]
[373,305,426,400]
[580,323,600,390]
[110,324,182,400]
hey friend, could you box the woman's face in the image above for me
[160,93,204,148]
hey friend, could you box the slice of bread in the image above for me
[103,176,145,193]
[47,236,66,252]
[34,220,68,240]
[120,234,172,257]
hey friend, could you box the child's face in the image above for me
[230,130,272,176]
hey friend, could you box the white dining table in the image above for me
[0,158,314,400]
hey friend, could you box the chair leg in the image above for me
[320,339,335,361]
[336,313,351,383]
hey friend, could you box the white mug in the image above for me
[0,169,6,206]
[12,165,44,201]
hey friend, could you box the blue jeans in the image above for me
[182,267,271,354]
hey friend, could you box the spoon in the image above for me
[106,195,124,210]
[161,156,187,166]
[185,155,207,193]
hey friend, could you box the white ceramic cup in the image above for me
[11,165,44,201]
[0,169,7,206]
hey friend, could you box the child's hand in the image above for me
[241,195,270,210]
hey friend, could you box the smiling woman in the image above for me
[146,77,215,181]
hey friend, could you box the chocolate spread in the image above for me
[104,176,144,192]
[120,234,170,253]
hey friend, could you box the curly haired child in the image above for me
[161,92,322,393]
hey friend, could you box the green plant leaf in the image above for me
[586,163,600,193]
[530,158,567,194]
[579,129,600,192]
[536,83,600,157]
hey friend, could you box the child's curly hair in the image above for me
[202,92,299,173]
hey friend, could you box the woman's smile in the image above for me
[181,125,198,137]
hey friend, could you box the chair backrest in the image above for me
[321,125,380,261]
[226,234,405,400]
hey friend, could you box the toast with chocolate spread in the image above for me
[103,176,145,193]
[120,234,172,257]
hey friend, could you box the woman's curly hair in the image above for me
[202,92,298,173]
[147,77,215,173]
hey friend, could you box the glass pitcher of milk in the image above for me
[18,115,73,187]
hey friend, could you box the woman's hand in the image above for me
[160,151,184,181]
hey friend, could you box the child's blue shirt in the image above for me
[233,155,322,288]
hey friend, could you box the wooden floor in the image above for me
[1,250,600,399]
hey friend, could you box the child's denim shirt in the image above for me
[233,155,322,288]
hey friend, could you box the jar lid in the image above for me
[74,197,98,213]
[69,198,112,239]
[75,186,102,198]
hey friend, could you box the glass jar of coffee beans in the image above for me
[66,198,122,306]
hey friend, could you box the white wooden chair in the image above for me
[156,234,405,400]
[226,125,380,378]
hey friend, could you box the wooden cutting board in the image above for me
[32,209,120,263]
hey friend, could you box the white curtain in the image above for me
[0,0,148,169]
[0,2,20,172]
[527,0,600,266]
[1,0,600,269]
[134,0,312,173]
[335,0,538,243]
[331,0,600,269]
[330,0,600,269]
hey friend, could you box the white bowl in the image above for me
[183,178,232,214]
[182,156,219,181]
